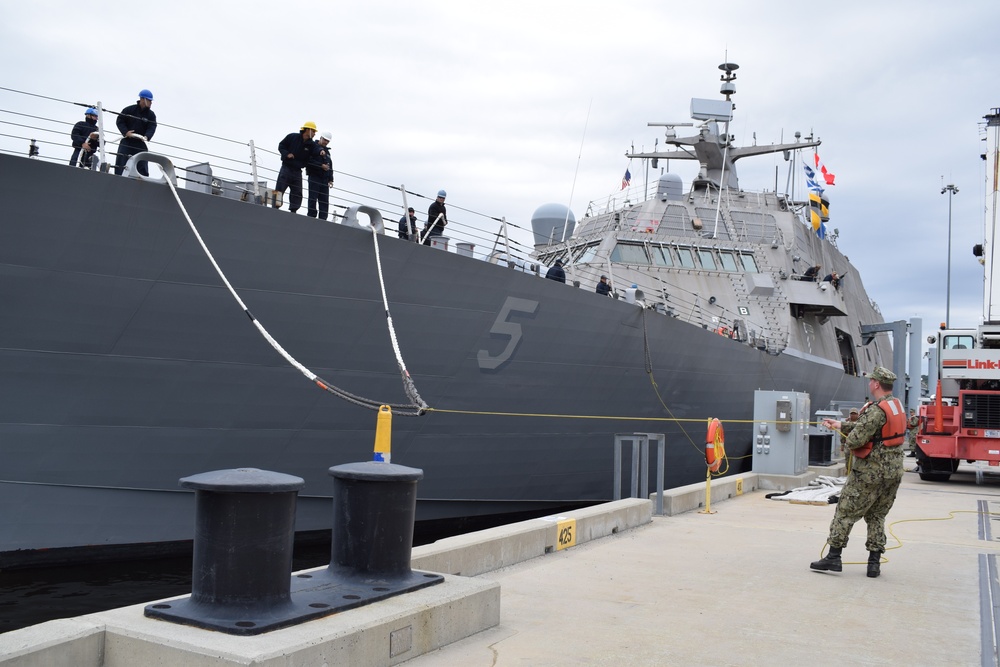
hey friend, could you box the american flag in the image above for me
[621,168,631,190]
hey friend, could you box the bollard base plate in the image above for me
[144,569,444,636]
[293,566,445,612]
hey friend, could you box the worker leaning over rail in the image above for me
[812,366,906,578]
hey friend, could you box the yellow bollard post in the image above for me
[699,466,716,514]
[373,405,392,463]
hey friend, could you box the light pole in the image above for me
[941,183,959,327]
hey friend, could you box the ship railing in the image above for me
[580,177,668,222]
[0,86,541,269]
[593,268,786,354]
[582,184,797,252]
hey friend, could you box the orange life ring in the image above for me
[706,418,725,472]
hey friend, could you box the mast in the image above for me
[984,109,1000,323]
[627,62,820,193]
[711,63,738,238]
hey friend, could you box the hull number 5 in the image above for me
[477,297,539,370]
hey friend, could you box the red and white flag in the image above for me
[814,153,835,186]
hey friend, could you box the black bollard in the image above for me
[329,461,422,577]
[290,461,443,611]
[145,468,338,635]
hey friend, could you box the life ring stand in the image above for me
[706,418,725,473]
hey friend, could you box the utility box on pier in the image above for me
[752,390,810,475]
[810,409,843,465]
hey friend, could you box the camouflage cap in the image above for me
[849,407,859,415]
[869,366,896,384]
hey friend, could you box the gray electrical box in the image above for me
[811,409,843,464]
[752,390,810,475]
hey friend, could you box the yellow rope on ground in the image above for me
[819,510,1000,566]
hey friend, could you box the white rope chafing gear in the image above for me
[368,220,427,411]
[163,175,427,415]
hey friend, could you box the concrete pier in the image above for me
[3,460,997,666]
[404,460,1000,666]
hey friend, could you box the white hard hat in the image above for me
[320,131,332,142]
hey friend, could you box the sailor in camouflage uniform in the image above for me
[905,409,919,455]
[812,366,906,577]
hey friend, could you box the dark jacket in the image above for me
[278,132,314,170]
[398,214,417,240]
[425,200,447,236]
[306,142,333,182]
[71,118,98,149]
[116,102,156,142]
[596,280,611,295]
[546,264,566,283]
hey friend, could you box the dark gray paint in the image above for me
[0,154,868,562]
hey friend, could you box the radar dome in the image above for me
[530,203,576,249]
[656,173,684,201]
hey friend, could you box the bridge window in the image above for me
[740,253,759,273]
[575,243,599,264]
[698,249,717,270]
[610,243,650,264]
[719,251,738,271]
[676,247,696,268]
[651,245,673,267]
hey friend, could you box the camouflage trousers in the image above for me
[827,464,903,552]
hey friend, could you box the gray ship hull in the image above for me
[0,155,864,566]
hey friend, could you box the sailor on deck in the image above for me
[114,89,156,176]
[70,107,99,169]
[546,259,566,283]
[596,275,612,296]
[275,122,317,214]
[423,190,448,245]
[399,207,418,240]
[306,131,333,220]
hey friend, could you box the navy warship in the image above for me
[0,64,889,567]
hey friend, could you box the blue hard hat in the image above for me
[437,189,447,198]
[85,107,97,116]
[138,89,154,101]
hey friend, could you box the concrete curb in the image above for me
[0,481,759,666]
[411,497,652,576]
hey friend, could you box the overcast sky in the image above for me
[2,0,998,348]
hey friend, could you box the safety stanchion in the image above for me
[374,404,392,462]
[699,417,725,515]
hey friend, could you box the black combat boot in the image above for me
[810,546,843,572]
[867,551,882,578]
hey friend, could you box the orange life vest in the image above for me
[852,397,906,459]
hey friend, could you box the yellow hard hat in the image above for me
[301,121,317,131]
